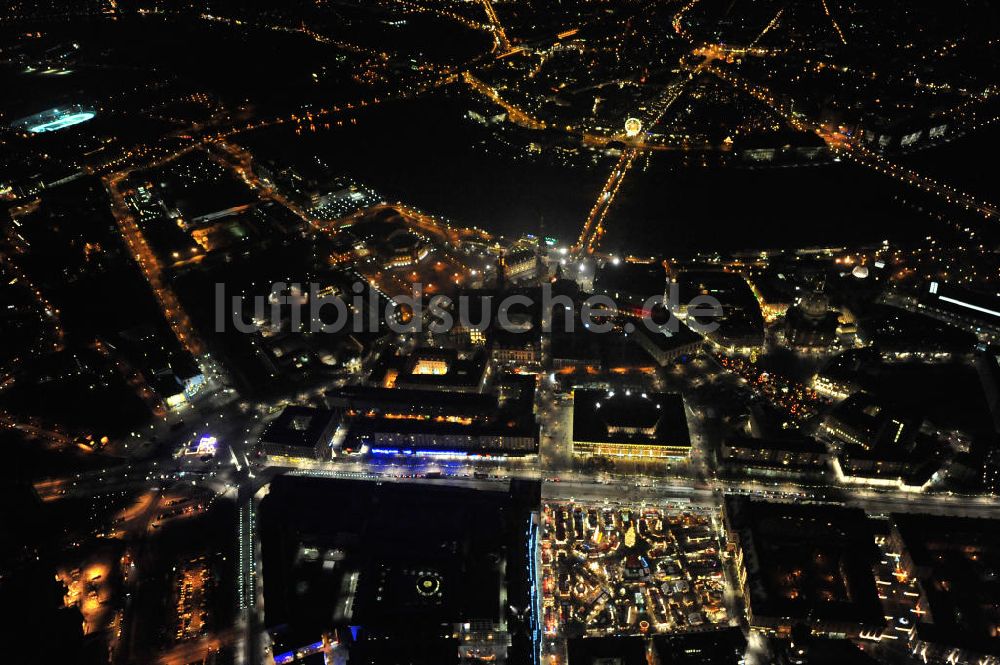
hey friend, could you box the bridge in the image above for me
[572,50,717,256]
[573,149,638,255]
[708,63,1000,222]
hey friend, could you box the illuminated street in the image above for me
[4,1,1000,664]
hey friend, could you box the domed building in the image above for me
[784,284,840,349]
[384,228,429,268]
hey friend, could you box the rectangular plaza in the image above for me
[540,501,730,638]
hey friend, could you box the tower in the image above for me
[496,250,506,290]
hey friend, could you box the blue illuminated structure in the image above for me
[528,515,542,665]
[28,111,95,132]
[13,105,96,134]
[272,640,325,664]
[185,435,218,456]
[368,447,508,460]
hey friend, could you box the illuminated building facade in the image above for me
[821,392,941,491]
[348,418,538,457]
[503,246,538,282]
[370,347,493,393]
[719,436,829,479]
[571,389,691,459]
[820,392,912,451]
[339,375,538,457]
[412,357,449,375]
[384,229,430,268]
[490,328,542,366]
[830,447,938,492]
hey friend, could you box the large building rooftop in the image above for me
[325,385,498,417]
[891,513,1000,659]
[572,389,690,453]
[370,347,492,393]
[652,627,747,665]
[567,636,647,665]
[259,477,536,661]
[259,406,338,452]
[724,497,883,636]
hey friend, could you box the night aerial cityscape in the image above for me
[3,0,1000,664]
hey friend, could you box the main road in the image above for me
[37,420,1000,665]
[274,459,1000,520]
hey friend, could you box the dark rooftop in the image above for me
[634,320,703,353]
[652,627,747,665]
[572,389,690,449]
[260,406,337,450]
[594,260,667,303]
[567,636,647,665]
[892,513,1000,657]
[726,435,827,455]
[325,385,498,416]
[724,496,883,631]
[260,477,528,652]
[370,347,491,391]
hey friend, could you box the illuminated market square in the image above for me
[540,501,730,639]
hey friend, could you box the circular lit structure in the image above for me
[415,573,442,597]
[852,265,869,279]
[624,117,642,138]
